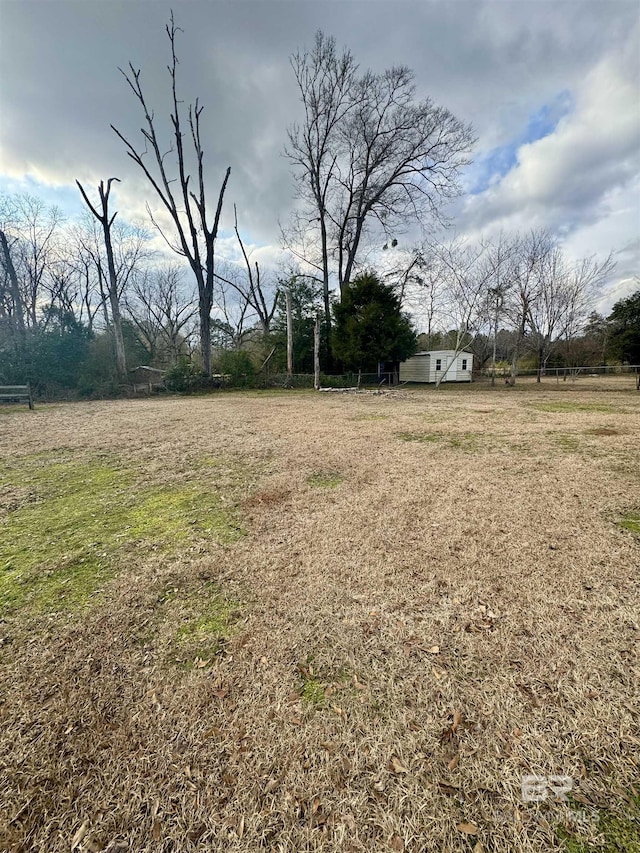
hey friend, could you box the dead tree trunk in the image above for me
[286,288,294,378]
[0,228,26,350]
[76,178,128,380]
[314,312,321,390]
[111,13,230,376]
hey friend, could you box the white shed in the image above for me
[399,350,474,383]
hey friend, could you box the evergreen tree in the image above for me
[332,272,416,373]
[607,290,640,363]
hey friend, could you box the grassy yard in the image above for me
[0,384,638,852]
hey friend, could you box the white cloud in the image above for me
[462,42,640,232]
[454,34,640,310]
[1,0,637,313]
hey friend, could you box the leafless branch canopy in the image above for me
[111,11,231,374]
[284,30,475,337]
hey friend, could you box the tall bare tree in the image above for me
[560,253,615,371]
[112,13,230,376]
[75,178,148,382]
[76,178,140,380]
[481,233,517,385]
[0,194,65,338]
[285,32,359,341]
[430,238,493,385]
[285,31,474,353]
[213,206,279,337]
[0,227,26,350]
[12,195,64,329]
[502,231,611,382]
[503,230,553,383]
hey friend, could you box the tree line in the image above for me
[387,230,636,383]
[0,20,636,396]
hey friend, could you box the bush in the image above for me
[164,358,208,393]
[215,350,257,387]
[318,373,355,388]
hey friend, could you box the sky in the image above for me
[0,0,638,315]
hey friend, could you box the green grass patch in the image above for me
[552,433,581,452]
[396,431,441,443]
[0,453,242,615]
[449,433,481,452]
[528,401,619,414]
[396,431,484,452]
[619,510,640,537]
[172,585,241,667]
[298,656,326,708]
[301,676,325,707]
[351,413,389,421]
[307,472,343,488]
[557,791,640,852]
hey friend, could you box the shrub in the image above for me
[164,358,207,393]
[215,350,257,387]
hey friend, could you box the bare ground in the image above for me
[0,383,639,853]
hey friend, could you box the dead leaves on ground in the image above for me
[464,604,500,634]
[447,752,460,771]
[402,635,441,658]
[441,708,465,743]
[387,755,410,775]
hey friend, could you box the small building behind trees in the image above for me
[400,350,473,383]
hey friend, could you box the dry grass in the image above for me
[1,385,639,853]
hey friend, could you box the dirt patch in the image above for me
[243,487,293,509]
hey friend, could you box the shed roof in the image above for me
[411,350,473,357]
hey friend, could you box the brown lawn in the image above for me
[1,382,639,852]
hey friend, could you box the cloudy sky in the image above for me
[1,0,638,313]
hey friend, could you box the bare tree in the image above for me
[42,253,83,326]
[388,245,446,349]
[214,206,279,336]
[285,32,359,341]
[0,226,26,349]
[112,13,230,376]
[480,233,517,385]
[285,31,474,350]
[502,230,553,384]
[125,264,198,364]
[0,194,65,338]
[336,70,474,293]
[430,238,493,385]
[313,310,321,389]
[503,231,611,382]
[524,241,571,382]
[560,253,615,373]
[211,282,252,353]
[15,196,64,328]
[76,178,129,379]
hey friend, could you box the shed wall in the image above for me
[399,355,430,382]
[400,351,473,383]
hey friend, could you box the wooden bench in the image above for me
[0,384,34,409]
